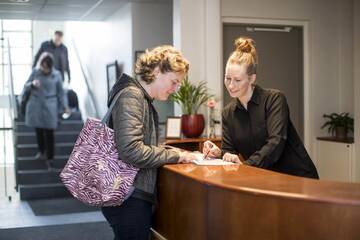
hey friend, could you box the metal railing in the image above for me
[7,38,17,121]
[71,39,100,119]
[0,38,16,201]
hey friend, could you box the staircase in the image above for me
[15,119,83,200]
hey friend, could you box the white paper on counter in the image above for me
[192,153,234,166]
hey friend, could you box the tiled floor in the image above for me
[0,197,106,229]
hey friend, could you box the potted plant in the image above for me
[321,112,354,139]
[171,77,213,138]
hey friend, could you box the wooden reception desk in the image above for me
[152,163,360,240]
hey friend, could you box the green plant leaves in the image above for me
[170,76,213,114]
[321,112,354,134]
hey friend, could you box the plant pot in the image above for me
[181,114,205,138]
[335,126,347,139]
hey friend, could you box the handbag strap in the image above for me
[101,89,124,125]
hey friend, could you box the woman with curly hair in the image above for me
[101,45,197,240]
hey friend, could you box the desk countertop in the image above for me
[163,163,360,206]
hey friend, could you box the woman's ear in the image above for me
[152,66,160,78]
[250,74,256,85]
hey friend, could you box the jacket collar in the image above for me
[107,73,153,107]
[235,85,260,110]
[133,76,154,102]
[50,40,63,48]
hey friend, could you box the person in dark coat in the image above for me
[101,46,197,240]
[22,52,65,169]
[202,37,318,179]
[33,30,70,83]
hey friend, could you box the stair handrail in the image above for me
[71,39,100,118]
[7,38,17,122]
[0,38,16,201]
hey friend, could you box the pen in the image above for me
[203,143,213,159]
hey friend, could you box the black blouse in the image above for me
[222,85,318,179]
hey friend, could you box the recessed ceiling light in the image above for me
[9,0,30,3]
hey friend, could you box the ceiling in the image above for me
[0,0,171,21]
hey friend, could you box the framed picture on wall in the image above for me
[165,117,182,139]
[106,60,119,96]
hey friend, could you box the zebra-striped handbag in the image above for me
[60,91,138,206]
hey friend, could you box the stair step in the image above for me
[15,120,83,132]
[19,183,71,200]
[16,131,79,144]
[17,169,62,184]
[17,155,69,170]
[16,142,74,157]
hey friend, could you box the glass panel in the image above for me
[0,48,2,64]
[3,32,32,47]
[3,20,31,31]
[7,65,32,95]
[2,64,11,96]
[4,48,32,65]
[0,66,3,95]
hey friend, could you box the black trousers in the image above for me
[101,197,153,240]
[35,128,54,159]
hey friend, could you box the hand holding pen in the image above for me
[204,142,213,159]
[202,140,221,159]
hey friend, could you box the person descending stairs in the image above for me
[15,89,83,200]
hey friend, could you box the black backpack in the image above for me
[67,89,79,110]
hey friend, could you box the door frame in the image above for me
[221,17,313,157]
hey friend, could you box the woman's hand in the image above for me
[223,153,242,163]
[32,79,41,88]
[202,141,221,159]
[178,152,197,163]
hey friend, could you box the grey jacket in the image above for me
[108,74,179,202]
[23,68,64,129]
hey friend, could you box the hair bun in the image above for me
[234,37,255,53]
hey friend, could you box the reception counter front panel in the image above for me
[153,164,360,240]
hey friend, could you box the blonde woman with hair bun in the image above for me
[202,37,318,179]
[102,45,197,240]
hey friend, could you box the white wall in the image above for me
[173,0,206,86]
[106,4,133,76]
[66,3,133,118]
[32,21,64,57]
[354,0,360,182]
[338,1,354,114]
[174,0,355,160]
[173,0,222,135]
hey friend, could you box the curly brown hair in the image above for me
[135,45,189,83]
